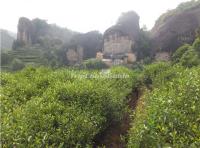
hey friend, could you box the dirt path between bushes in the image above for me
[93,89,140,148]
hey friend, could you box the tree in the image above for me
[12,40,25,50]
[31,18,49,44]
[180,49,200,67]
[65,31,103,60]
[172,44,191,63]
[134,29,153,61]
[117,11,140,38]
[192,37,200,53]
[195,27,200,38]
[1,52,13,65]
[11,59,25,71]
[81,31,103,59]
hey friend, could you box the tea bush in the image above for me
[80,59,108,70]
[141,62,171,87]
[172,44,191,63]
[128,66,200,147]
[180,48,200,67]
[172,37,200,67]
[1,66,135,147]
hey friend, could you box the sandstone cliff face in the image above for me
[103,11,140,58]
[16,17,75,46]
[103,31,133,55]
[66,46,83,65]
[17,17,32,44]
[151,3,200,53]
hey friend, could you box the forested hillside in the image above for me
[0,29,16,51]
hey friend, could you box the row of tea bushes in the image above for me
[128,64,200,147]
[1,66,137,147]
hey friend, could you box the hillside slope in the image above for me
[151,0,200,52]
[0,29,16,50]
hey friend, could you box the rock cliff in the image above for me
[17,17,32,44]
[16,17,75,47]
[151,1,200,53]
[103,11,140,57]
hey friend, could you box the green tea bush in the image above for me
[172,44,191,63]
[192,37,200,53]
[172,37,200,67]
[80,59,108,70]
[128,66,200,147]
[180,49,200,67]
[1,66,134,147]
[141,62,171,86]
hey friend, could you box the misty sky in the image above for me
[0,0,189,33]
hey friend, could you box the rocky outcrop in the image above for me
[155,52,170,61]
[103,30,133,55]
[16,17,75,47]
[66,46,83,65]
[151,2,200,53]
[17,17,32,44]
[65,31,103,64]
[102,11,140,64]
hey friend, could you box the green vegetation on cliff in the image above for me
[155,0,200,28]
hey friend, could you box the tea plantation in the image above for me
[1,66,138,147]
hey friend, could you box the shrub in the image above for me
[192,37,200,53]
[141,62,171,86]
[1,52,13,65]
[1,66,135,147]
[80,59,108,70]
[11,59,25,71]
[180,48,200,68]
[128,66,200,147]
[172,44,191,63]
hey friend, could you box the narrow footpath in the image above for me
[94,89,140,148]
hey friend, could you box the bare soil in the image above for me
[93,89,140,148]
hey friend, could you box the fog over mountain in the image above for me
[0,29,16,50]
[0,0,190,33]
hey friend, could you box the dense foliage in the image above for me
[128,63,200,147]
[155,0,200,28]
[134,28,153,61]
[1,66,135,147]
[79,59,108,70]
[172,37,200,67]
[128,35,200,147]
